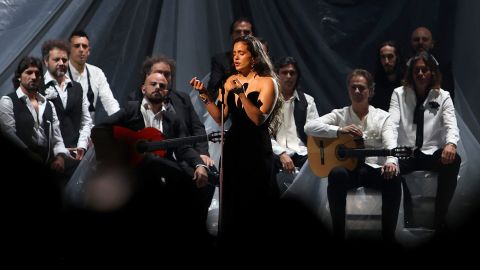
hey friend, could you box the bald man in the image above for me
[410,26,455,102]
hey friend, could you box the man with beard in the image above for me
[371,41,405,112]
[68,30,120,123]
[41,40,93,162]
[92,72,211,249]
[0,56,73,177]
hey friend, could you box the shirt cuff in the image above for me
[196,164,210,171]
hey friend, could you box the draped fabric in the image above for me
[1,0,480,247]
[1,0,475,128]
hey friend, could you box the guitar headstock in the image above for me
[208,131,223,143]
[392,146,413,159]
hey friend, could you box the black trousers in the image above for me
[135,154,208,239]
[327,164,402,241]
[399,148,461,229]
[273,153,307,174]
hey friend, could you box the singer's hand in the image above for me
[231,79,246,95]
[189,77,207,93]
[190,77,211,104]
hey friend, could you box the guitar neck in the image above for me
[143,134,208,152]
[342,148,392,158]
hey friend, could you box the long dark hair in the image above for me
[12,56,43,89]
[374,41,405,83]
[232,35,283,135]
[403,51,442,90]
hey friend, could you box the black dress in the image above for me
[220,90,277,242]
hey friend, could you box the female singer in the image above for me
[190,35,282,245]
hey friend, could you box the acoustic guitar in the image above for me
[108,126,221,166]
[307,134,412,177]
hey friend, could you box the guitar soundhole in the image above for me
[336,145,347,160]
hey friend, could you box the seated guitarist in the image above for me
[129,56,217,226]
[93,72,210,242]
[304,69,401,242]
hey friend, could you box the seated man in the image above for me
[389,51,460,233]
[304,69,401,242]
[127,55,216,224]
[93,71,210,240]
[271,57,318,177]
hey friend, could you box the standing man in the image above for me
[0,56,75,181]
[41,39,93,161]
[371,41,404,112]
[68,30,120,123]
[271,56,318,174]
[305,69,401,242]
[389,51,460,233]
[206,17,254,99]
[410,26,454,102]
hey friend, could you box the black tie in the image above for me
[68,66,95,112]
[85,67,95,112]
[413,101,425,149]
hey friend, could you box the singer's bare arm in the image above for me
[189,77,228,125]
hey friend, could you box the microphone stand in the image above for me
[218,83,226,237]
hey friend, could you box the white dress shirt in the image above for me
[44,71,93,150]
[304,105,398,168]
[68,62,120,119]
[271,90,319,156]
[389,86,459,155]
[140,97,164,132]
[0,88,69,157]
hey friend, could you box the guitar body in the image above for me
[113,126,167,165]
[307,134,362,178]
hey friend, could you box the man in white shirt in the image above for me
[304,69,401,242]
[0,56,75,183]
[41,39,93,161]
[389,51,460,232]
[271,57,319,175]
[68,30,120,123]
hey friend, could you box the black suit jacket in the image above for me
[94,101,203,169]
[207,51,233,99]
[127,89,209,156]
[168,91,209,155]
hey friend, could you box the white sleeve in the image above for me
[77,95,93,150]
[49,102,69,156]
[305,94,319,122]
[388,89,401,139]
[0,96,28,149]
[441,92,459,146]
[304,110,341,138]
[95,67,120,115]
[271,138,287,156]
[381,115,398,166]
[0,96,16,134]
